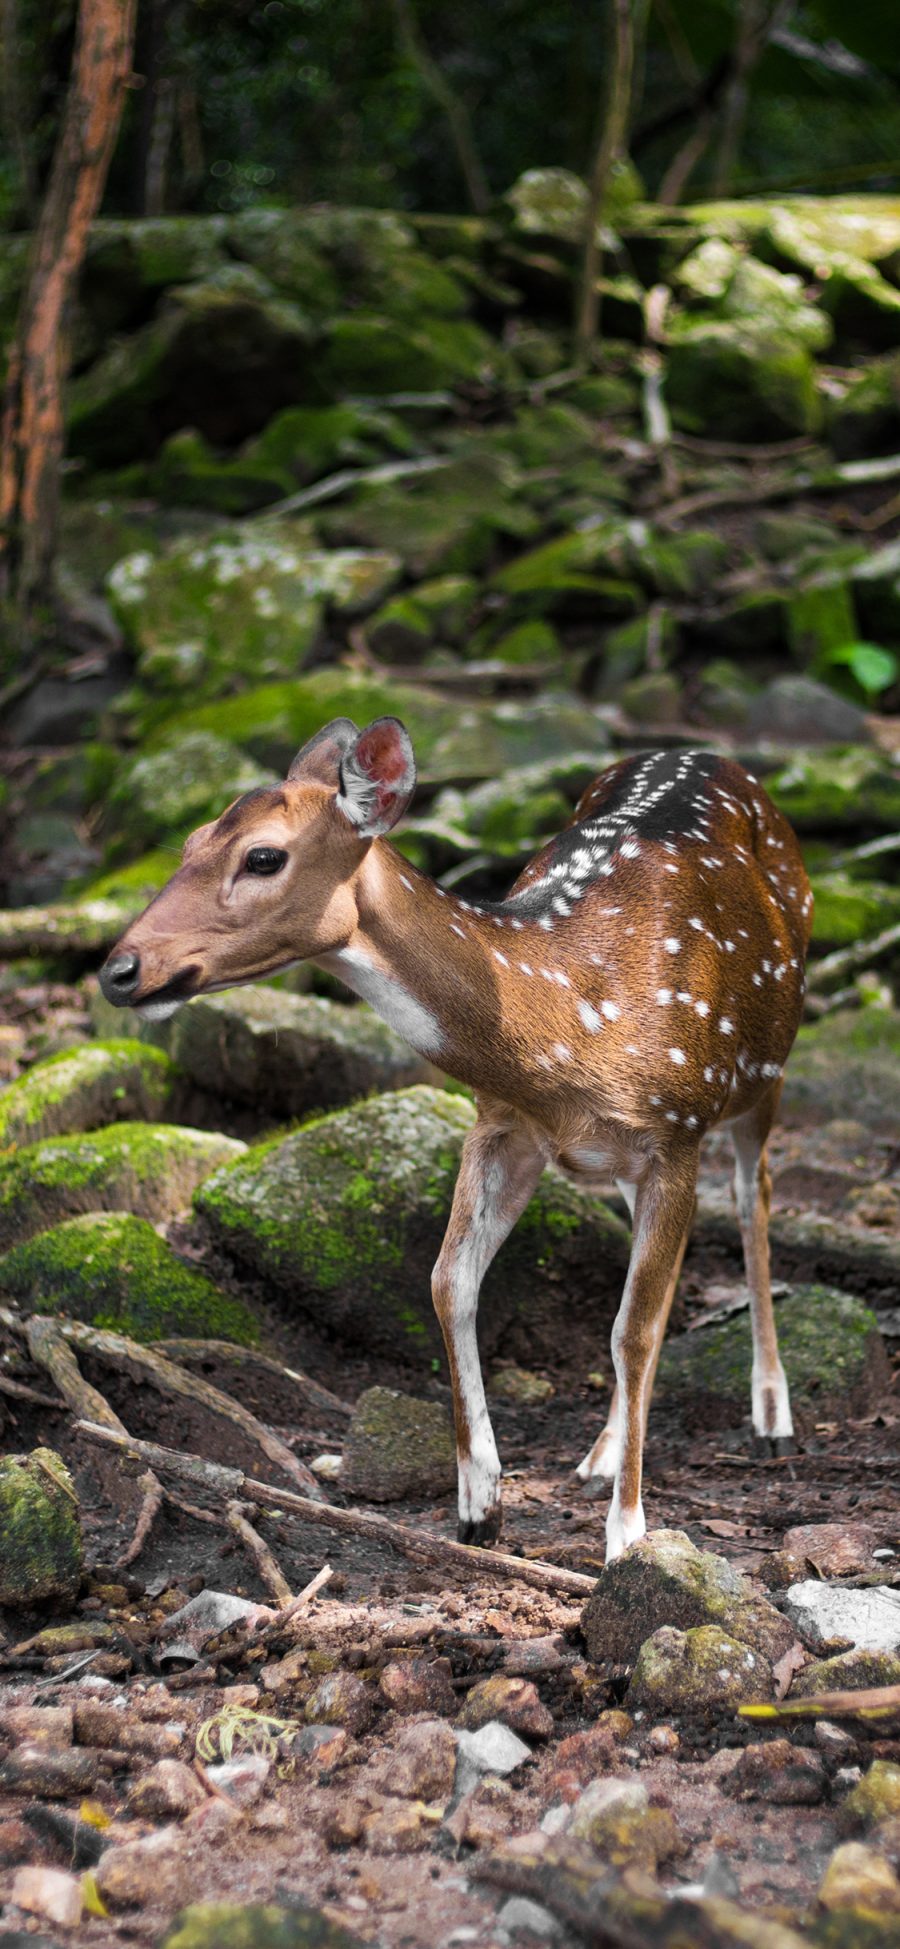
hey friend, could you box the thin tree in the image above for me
[574,0,637,366]
[0,0,137,650]
[390,0,490,215]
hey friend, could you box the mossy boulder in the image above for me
[0,1447,83,1609]
[84,216,228,332]
[317,311,508,397]
[627,1624,773,1713]
[485,619,564,669]
[582,1529,795,1666]
[792,1650,900,1698]
[567,1778,682,1870]
[149,429,294,517]
[194,1086,631,1367]
[160,1902,362,1949]
[101,733,276,856]
[506,167,591,246]
[666,320,821,440]
[341,1386,456,1501]
[766,746,900,832]
[227,208,340,314]
[810,874,900,949]
[491,521,638,615]
[0,1123,245,1251]
[92,987,432,1120]
[830,352,900,460]
[318,452,534,579]
[657,1289,887,1436]
[841,1762,900,1832]
[107,519,400,709]
[247,402,415,487]
[0,1041,178,1147]
[141,671,460,778]
[0,1212,258,1345]
[410,755,598,869]
[782,1008,900,1135]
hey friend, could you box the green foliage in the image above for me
[814,640,899,702]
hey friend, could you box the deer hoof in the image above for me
[458,1510,502,1547]
[752,1432,797,1459]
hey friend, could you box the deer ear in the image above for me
[287,717,359,785]
[337,717,416,837]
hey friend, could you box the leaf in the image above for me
[82,1871,109,1917]
[772,1640,808,1701]
[818,641,899,699]
[78,1799,111,1830]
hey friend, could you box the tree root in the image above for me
[154,1339,352,1420]
[76,1420,597,1599]
[225,1501,293,1606]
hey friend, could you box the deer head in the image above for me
[98,716,416,1018]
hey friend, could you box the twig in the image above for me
[226,1501,293,1607]
[154,1340,353,1420]
[281,1564,333,1621]
[262,454,447,521]
[75,1422,597,1600]
[0,1371,62,1408]
[806,919,900,993]
[654,449,900,529]
[829,832,900,872]
[742,1683,900,1724]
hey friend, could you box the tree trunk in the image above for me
[574,0,637,366]
[0,0,137,651]
[390,0,490,215]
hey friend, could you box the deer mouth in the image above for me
[132,965,203,1017]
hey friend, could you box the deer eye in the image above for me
[244,847,287,876]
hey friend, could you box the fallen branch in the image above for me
[742,1683,900,1724]
[806,919,900,993]
[264,454,447,521]
[226,1501,293,1607]
[155,1340,353,1420]
[829,832,900,872]
[75,1422,597,1600]
[655,448,900,529]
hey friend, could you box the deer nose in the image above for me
[100,949,141,1004]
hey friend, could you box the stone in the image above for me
[0,1039,177,1147]
[94,1827,192,1910]
[745,676,867,745]
[783,1008,900,1135]
[378,1658,456,1717]
[723,1738,825,1805]
[491,522,638,613]
[0,1212,258,1346]
[319,449,532,580]
[809,875,900,951]
[627,1624,774,1714]
[204,1755,272,1806]
[303,1672,372,1737]
[0,1123,244,1252]
[620,671,683,725]
[792,1650,900,1698]
[371,1719,457,1800]
[819,1841,900,1912]
[496,1897,561,1938]
[109,987,431,1121]
[10,1867,82,1928]
[830,352,900,460]
[666,319,821,440]
[341,1388,456,1502]
[488,1367,554,1405]
[159,1902,364,1947]
[506,168,591,245]
[126,1759,207,1821]
[840,1763,900,1831]
[454,1721,533,1786]
[362,1796,433,1854]
[582,1529,795,1666]
[768,1522,879,1585]
[456,1677,553,1741]
[194,1086,630,1368]
[656,1289,887,1438]
[783,1584,900,1655]
[102,731,277,855]
[318,311,509,398]
[567,1778,682,1870]
[766,746,900,834]
[0,1449,83,1608]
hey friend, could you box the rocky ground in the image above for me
[1,170,900,1946]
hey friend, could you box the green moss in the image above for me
[140,672,459,777]
[810,873,900,947]
[0,1121,245,1250]
[658,1287,882,1427]
[75,850,177,903]
[0,1212,258,1345]
[788,573,857,663]
[0,1446,84,1608]
[160,1902,362,1949]
[101,733,277,856]
[666,319,822,440]
[0,1040,178,1147]
[767,746,900,832]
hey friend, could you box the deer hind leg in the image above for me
[604,1153,698,1562]
[731,1087,793,1449]
[576,1178,692,1489]
[432,1116,546,1547]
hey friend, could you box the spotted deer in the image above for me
[99,717,813,1560]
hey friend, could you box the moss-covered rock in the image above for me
[830,352,900,460]
[0,1122,245,1251]
[341,1386,456,1501]
[318,451,534,580]
[248,402,415,487]
[506,167,591,245]
[627,1624,774,1712]
[317,311,510,397]
[567,1778,682,1869]
[818,1842,900,1915]
[141,671,461,778]
[792,1649,900,1698]
[0,1041,178,1147]
[84,216,228,330]
[783,1008,900,1139]
[194,1086,631,1366]
[107,519,400,710]
[160,1903,363,1949]
[101,733,276,856]
[0,1212,258,1345]
[0,1448,84,1608]
[413,755,599,866]
[657,1289,887,1436]
[366,594,433,660]
[149,429,294,516]
[227,208,340,314]
[666,319,821,440]
[766,746,900,832]
[841,1762,900,1832]
[491,521,638,614]
[852,539,900,640]
[484,619,564,668]
[810,873,900,949]
[582,1529,795,1666]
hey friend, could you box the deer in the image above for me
[99,716,813,1562]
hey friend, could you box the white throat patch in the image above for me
[324,946,444,1059]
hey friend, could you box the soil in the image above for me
[1,979,899,1947]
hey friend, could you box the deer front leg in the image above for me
[606,1153,698,1562]
[731,1089,794,1450]
[432,1117,546,1546]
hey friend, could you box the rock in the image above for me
[457,1677,553,1741]
[488,1367,554,1405]
[378,1658,456,1717]
[783,1583,900,1655]
[94,1827,192,1910]
[204,1755,272,1806]
[506,167,591,244]
[0,1040,178,1147]
[0,1122,244,1251]
[159,1589,261,1650]
[303,1672,372,1736]
[582,1529,795,1666]
[767,746,900,834]
[783,1008,900,1135]
[423,754,599,863]
[319,449,532,580]
[83,216,228,331]
[656,1289,887,1438]
[723,1738,825,1805]
[318,311,510,398]
[0,1212,258,1345]
[194,1085,631,1368]
[104,988,431,1121]
[245,400,414,490]
[0,1746,101,1797]
[108,519,400,712]
[362,1796,433,1853]
[840,1763,900,1831]
[341,1388,456,1502]
[793,1650,900,1698]
[159,1903,363,1948]
[496,1897,561,1938]
[746,676,867,745]
[627,1624,774,1713]
[371,1719,457,1800]
[830,351,900,460]
[9,1867,82,1928]
[491,522,638,613]
[819,1841,900,1912]
[454,1721,533,1789]
[620,671,683,725]
[809,874,900,951]
[666,320,821,440]
[567,1778,682,1870]
[102,730,277,853]
[0,1449,83,1608]
[765,1521,879,1586]
[126,1759,207,1820]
